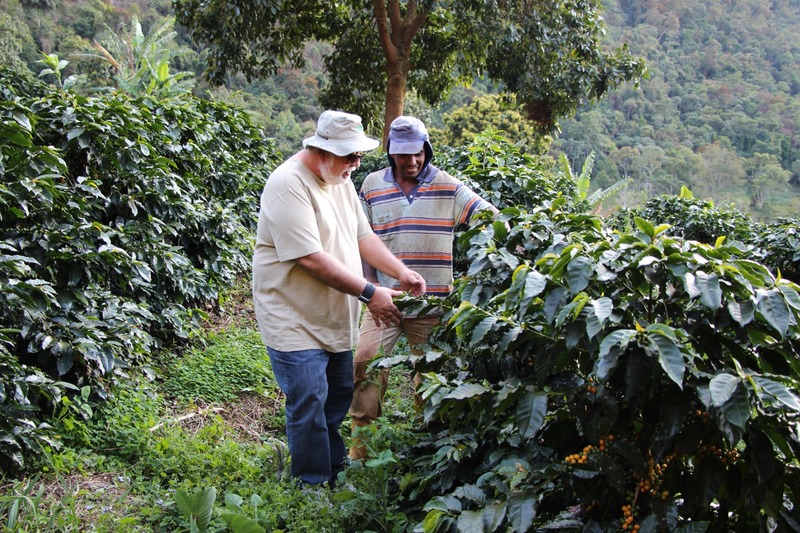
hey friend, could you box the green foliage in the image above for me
[174,0,645,134]
[86,16,196,97]
[485,0,648,131]
[0,475,97,532]
[10,0,800,219]
[20,0,60,8]
[173,0,341,84]
[0,477,142,531]
[0,67,279,471]
[433,94,550,154]
[608,194,800,283]
[610,194,755,245]
[560,150,594,201]
[336,421,417,532]
[746,152,792,212]
[438,131,575,213]
[87,380,164,460]
[0,12,36,76]
[0,338,302,531]
[164,329,273,404]
[750,218,800,282]
[220,494,266,533]
[559,149,632,211]
[49,385,94,449]
[36,52,77,90]
[175,486,216,532]
[555,0,800,219]
[48,339,278,495]
[5,3,800,529]
[390,195,800,530]
[435,131,579,278]
[144,417,267,489]
[317,6,389,133]
[0,349,64,471]
[220,481,342,532]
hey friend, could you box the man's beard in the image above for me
[318,157,350,184]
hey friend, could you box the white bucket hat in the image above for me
[302,110,380,156]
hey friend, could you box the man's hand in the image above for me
[397,269,426,296]
[367,286,404,327]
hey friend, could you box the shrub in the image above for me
[371,143,800,531]
[437,130,572,212]
[750,217,800,282]
[0,347,64,471]
[143,420,268,490]
[393,204,800,531]
[0,66,280,470]
[609,193,755,245]
[87,380,165,461]
[217,479,343,532]
[609,193,800,282]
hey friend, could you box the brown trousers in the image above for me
[349,307,440,423]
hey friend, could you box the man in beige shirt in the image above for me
[252,110,425,486]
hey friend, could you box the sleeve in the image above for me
[454,182,493,224]
[264,177,323,262]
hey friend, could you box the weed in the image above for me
[228,480,343,532]
[89,380,165,462]
[164,329,275,404]
[2,311,420,531]
[0,473,142,532]
[336,421,419,533]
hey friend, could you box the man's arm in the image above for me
[296,248,423,327]
[358,233,425,295]
[296,251,370,295]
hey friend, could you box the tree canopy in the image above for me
[173,0,646,138]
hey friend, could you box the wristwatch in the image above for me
[358,282,376,304]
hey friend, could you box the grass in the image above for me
[0,282,422,532]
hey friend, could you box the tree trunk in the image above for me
[372,0,429,144]
[383,60,407,144]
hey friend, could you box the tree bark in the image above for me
[372,0,429,143]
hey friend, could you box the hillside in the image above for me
[556,0,800,220]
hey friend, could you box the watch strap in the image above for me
[358,282,376,303]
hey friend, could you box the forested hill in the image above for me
[2,0,799,219]
[556,0,800,220]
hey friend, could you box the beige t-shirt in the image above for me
[252,156,372,352]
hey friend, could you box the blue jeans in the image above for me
[267,347,354,485]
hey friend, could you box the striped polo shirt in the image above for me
[360,165,492,297]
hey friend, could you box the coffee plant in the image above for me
[0,67,279,470]
[750,217,800,282]
[609,190,754,246]
[609,190,799,283]
[385,150,800,530]
[437,131,576,213]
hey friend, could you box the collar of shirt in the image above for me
[383,164,439,185]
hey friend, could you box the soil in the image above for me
[203,278,258,334]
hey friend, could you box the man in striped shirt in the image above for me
[349,116,497,459]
